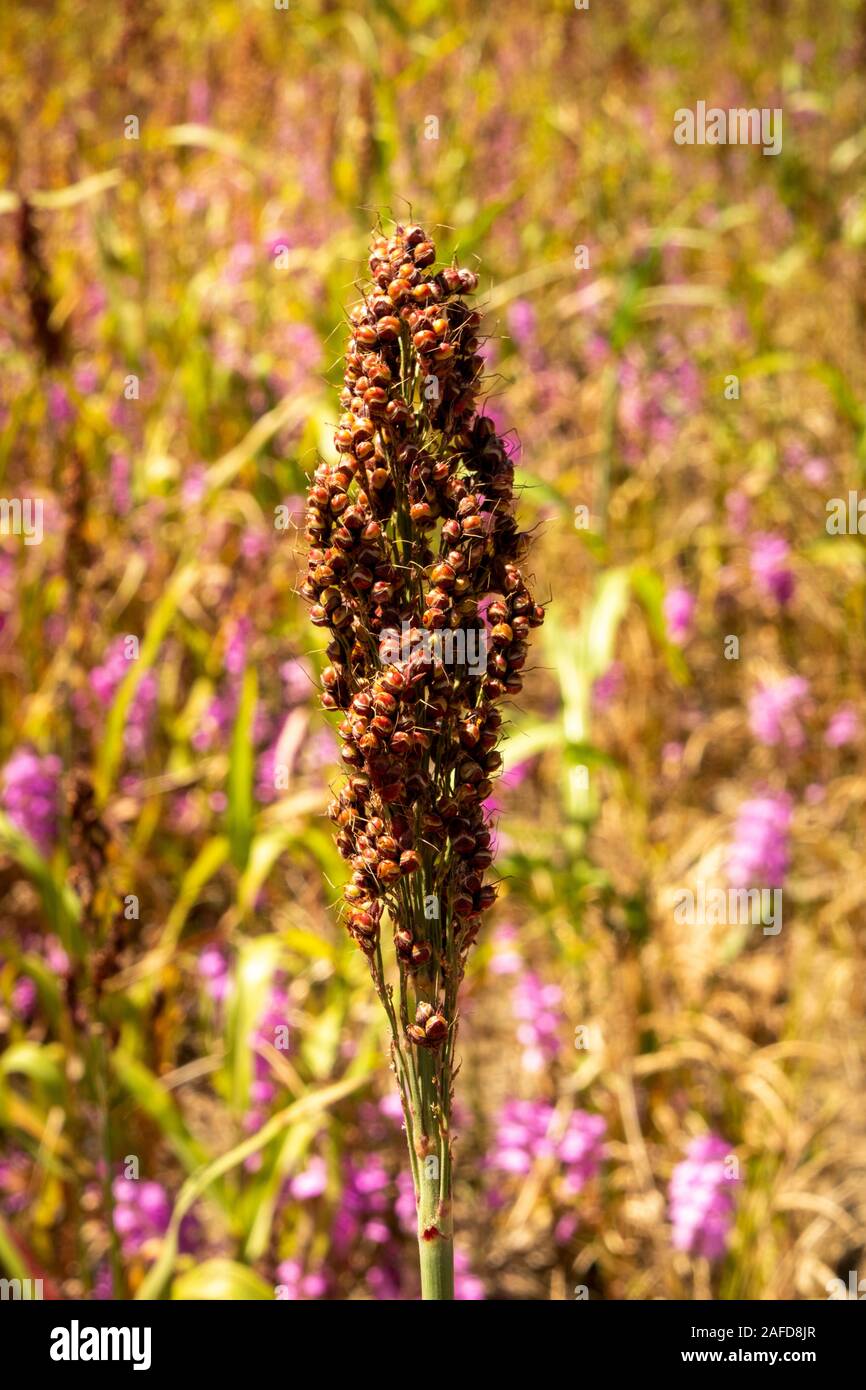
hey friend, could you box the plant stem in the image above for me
[418,1187,454,1300]
[414,1049,454,1300]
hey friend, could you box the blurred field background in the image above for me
[1,0,865,1301]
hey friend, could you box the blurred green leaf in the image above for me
[96,564,198,803]
[225,935,282,1113]
[136,1072,370,1301]
[16,955,63,1030]
[172,1258,274,1301]
[243,1123,315,1262]
[161,124,268,173]
[227,667,257,872]
[203,394,321,495]
[237,828,297,918]
[111,1050,209,1175]
[0,1042,64,1090]
[630,564,690,682]
[0,812,79,944]
[301,1001,343,1081]
[29,170,121,210]
[0,1214,30,1283]
[161,836,230,951]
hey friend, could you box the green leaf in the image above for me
[96,563,198,802]
[0,1042,64,1090]
[111,1050,209,1175]
[161,125,268,173]
[630,564,690,682]
[244,1123,317,1262]
[225,935,282,1113]
[227,667,257,872]
[171,1258,274,1301]
[301,1002,343,1081]
[0,1213,30,1283]
[29,170,121,210]
[160,836,230,951]
[237,827,299,918]
[15,955,63,1030]
[583,568,631,677]
[502,718,564,773]
[0,812,80,943]
[513,467,574,516]
[203,394,321,495]
[136,1073,371,1301]
[804,540,865,570]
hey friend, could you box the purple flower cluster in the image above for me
[727,793,792,888]
[11,976,38,1019]
[489,923,522,977]
[1,748,62,853]
[281,1140,485,1299]
[825,703,859,749]
[592,661,623,711]
[748,676,809,749]
[90,639,158,758]
[112,1176,199,1260]
[197,945,231,1004]
[330,1156,407,1299]
[275,1258,329,1300]
[513,972,564,1073]
[616,338,701,462]
[750,532,794,606]
[192,617,251,752]
[664,586,695,645]
[0,1151,32,1213]
[668,1134,738,1260]
[488,1100,606,1201]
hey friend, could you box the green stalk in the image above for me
[414,1049,454,1300]
[418,1178,454,1300]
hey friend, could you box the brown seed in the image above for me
[424,1013,448,1043]
[349,909,377,937]
[431,562,456,588]
[378,859,401,884]
[364,386,388,412]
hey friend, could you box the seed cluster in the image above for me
[302,223,544,1051]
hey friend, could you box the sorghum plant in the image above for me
[302,222,545,1298]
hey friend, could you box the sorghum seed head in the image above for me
[302,219,545,1015]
